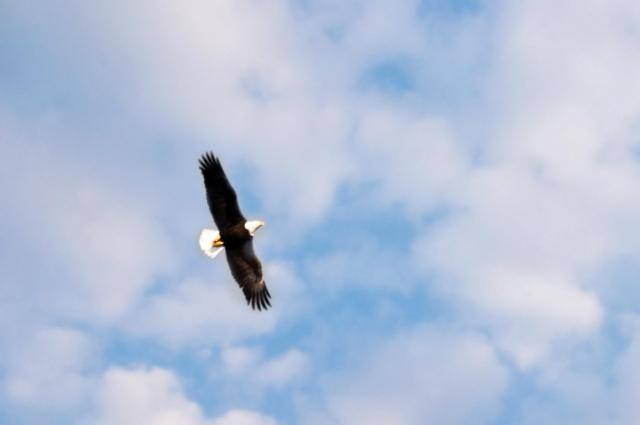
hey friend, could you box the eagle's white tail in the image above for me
[199,228,224,259]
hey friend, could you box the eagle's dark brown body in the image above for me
[219,223,252,249]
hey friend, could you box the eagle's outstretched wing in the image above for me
[199,152,245,230]
[225,241,272,311]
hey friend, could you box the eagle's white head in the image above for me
[245,220,265,236]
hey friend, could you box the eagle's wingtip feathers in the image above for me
[244,285,272,311]
[199,151,227,175]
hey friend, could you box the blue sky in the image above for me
[2,1,640,424]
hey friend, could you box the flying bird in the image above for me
[198,152,271,311]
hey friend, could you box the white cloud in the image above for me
[504,315,640,425]
[413,165,610,366]
[221,346,263,376]
[317,326,507,425]
[93,367,203,425]
[221,346,309,390]
[211,410,278,425]
[0,119,174,323]
[354,107,469,216]
[256,349,308,388]
[474,269,602,367]
[2,327,96,411]
[92,366,277,425]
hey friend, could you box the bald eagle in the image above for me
[198,152,271,311]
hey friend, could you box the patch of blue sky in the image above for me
[419,0,485,18]
[595,256,640,315]
[359,58,416,94]
[357,50,492,126]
